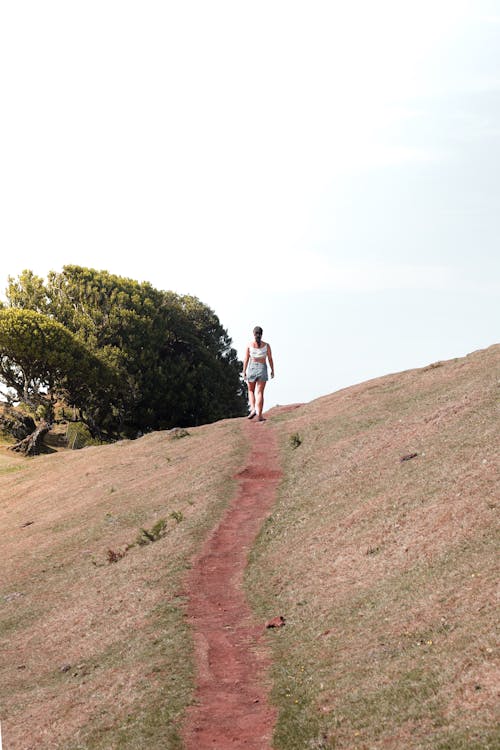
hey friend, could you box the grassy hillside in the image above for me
[246,344,499,749]
[1,344,498,749]
[0,420,247,749]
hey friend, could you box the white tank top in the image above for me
[250,344,267,358]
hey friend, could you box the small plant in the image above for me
[169,428,190,440]
[289,432,302,449]
[107,548,126,563]
[423,360,444,371]
[170,510,184,524]
[136,518,168,546]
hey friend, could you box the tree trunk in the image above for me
[0,406,36,440]
[9,421,50,456]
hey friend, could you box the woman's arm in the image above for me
[267,344,275,378]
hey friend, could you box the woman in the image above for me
[243,326,275,421]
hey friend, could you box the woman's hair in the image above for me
[253,326,263,336]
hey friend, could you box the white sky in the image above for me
[1,1,499,406]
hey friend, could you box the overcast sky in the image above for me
[1,1,498,406]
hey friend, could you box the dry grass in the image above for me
[1,345,498,750]
[246,344,499,749]
[0,420,247,749]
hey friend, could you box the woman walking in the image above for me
[243,326,275,422]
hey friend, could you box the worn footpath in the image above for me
[182,415,283,749]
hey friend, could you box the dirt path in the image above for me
[182,417,282,749]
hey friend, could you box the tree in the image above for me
[5,267,247,433]
[176,294,247,423]
[6,270,49,314]
[0,308,119,429]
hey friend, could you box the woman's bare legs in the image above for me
[255,380,267,419]
[248,381,256,416]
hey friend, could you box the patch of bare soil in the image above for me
[182,417,285,749]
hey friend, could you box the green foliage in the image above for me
[136,518,168,546]
[6,270,49,314]
[66,422,104,449]
[289,432,302,448]
[5,266,247,434]
[0,308,118,427]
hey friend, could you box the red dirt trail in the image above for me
[182,415,286,749]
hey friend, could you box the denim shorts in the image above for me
[247,361,268,382]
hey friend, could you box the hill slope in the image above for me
[1,420,247,749]
[1,344,498,749]
[246,344,499,749]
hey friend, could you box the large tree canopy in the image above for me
[5,267,247,433]
[0,308,119,428]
